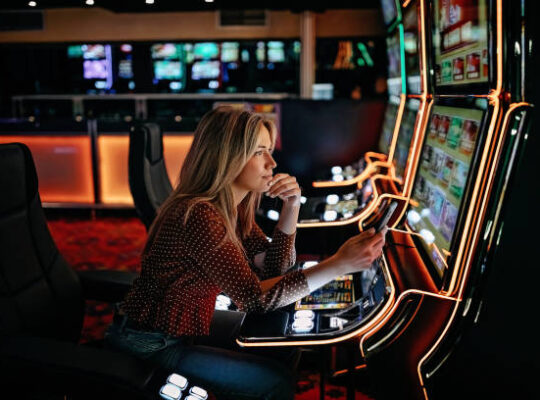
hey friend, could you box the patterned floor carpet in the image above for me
[46,215,373,400]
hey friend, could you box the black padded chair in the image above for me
[0,142,166,399]
[128,122,173,230]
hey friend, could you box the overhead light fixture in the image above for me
[146,0,154,4]
[205,0,215,3]
[86,0,94,5]
[28,1,37,6]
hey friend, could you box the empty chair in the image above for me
[0,142,161,399]
[128,122,173,230]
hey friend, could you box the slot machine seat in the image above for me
[128,122,173,230]
[0,142,165,399]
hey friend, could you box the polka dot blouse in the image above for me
[121,200,311,337]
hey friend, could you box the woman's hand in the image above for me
[266,173,301,207]
[331,227,387,274]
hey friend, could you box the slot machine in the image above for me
[360,0,535,398]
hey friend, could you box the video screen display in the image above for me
[407,104,484,277]
[380,0,398,26]
[193,42,219,60]
[83,59,108,79]
[386,31,403,96]
[267,41,285,62]
[221,42,239,62]
[296,275,355,310]
[82,44,106,60]
[393,99,420,181]
[151,43,181,60]
[154,60,182,80]
[378,100,400,155]
[433,0,489,88]
[403,1,421,94]
[191,60,220,80]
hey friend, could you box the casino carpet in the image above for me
[46,215,373,400]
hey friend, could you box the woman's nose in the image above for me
[266,153,277,169]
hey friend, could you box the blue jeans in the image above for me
[104,317,296,400]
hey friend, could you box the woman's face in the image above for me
[233,125,277,195]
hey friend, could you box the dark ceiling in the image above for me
[0,0,380,13]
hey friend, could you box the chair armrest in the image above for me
[0,336,157,399]
[77,270,138,303]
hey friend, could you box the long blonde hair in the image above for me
[144,106,276,254]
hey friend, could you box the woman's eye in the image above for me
[255,151,264,156]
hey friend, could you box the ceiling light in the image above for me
[146,0,154,4]
[28,1,37,6]
[205,0,215,3]
[86,0,94,5]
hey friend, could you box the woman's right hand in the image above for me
[332,227,387,274]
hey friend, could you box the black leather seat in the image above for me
[128,122,173,230]
[0,142,164,399]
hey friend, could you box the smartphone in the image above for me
[372,201,398,233]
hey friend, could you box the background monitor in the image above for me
[221,42,239,63]
[191,60,220,80]
[407,103,485,278]
[380,0,398,26]
[154,60,182,80]
[82,44,106,60]
[151,43,181,59]
[83,59,108,80]
[267,41,285,63]
[432,0,489,89]
[193,42,219,60]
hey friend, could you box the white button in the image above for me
[190,386,208,399]
[167,373,188,390]
[160,383,182,400]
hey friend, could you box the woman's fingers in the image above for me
[267,175,299,198]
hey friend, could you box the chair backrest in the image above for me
[0,143,84,342]
[128,123,173,230]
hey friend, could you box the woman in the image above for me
[106,106,386,399]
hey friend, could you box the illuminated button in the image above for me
[329,317,348,329]
[266,209,280,221]
[300,196,307,204]
[343,193,355,201]
[292,319,314,333]
[160,383,182,400]
[167,373,188,390]
[216,294,231,306]
[419,229,435,244]
[326,194,339,205]
[323,210,338,221]
[332,174,344,182]
[420,209,431,218]
[407,210,421,224]
[331,166,343,175]
[294,310,315,319]
[190,386,208,399]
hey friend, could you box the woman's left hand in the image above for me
[266,173,301,207]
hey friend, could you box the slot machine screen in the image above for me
[191,61,220,80]
[393,99,419,181]
[296,274,355,310]
[403,0,421,94]
[151,43,181,60]
[154,60,182,80]
[221,42,239,62]
[378,98,400,155]
[432,0,489,88]
[267,41,285,63]
[83,59,108,79]
[193,42,219,60]
[386,31,403,96]
[380,0,398,26]
[407,103,485,277]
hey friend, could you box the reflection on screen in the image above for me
[403,1,421,94]
[378,100,400,155]
[386,31,403,96]
[393,99,419,181]
[407,104,484,276]
[433,0,489,87]
[380,0,398,26]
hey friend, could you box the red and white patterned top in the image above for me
[122,200,310,336]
